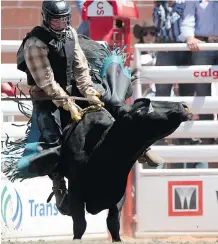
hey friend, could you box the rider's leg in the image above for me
[33,101,69,215]
[68,179,87,239]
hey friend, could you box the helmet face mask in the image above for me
[47,15,71,41]
[50,16,71,31]
[42,0,72,41]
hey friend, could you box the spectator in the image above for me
[153,0,194,97]
[133,20,157,64]
[153,0,208,169]
[75,0,89,37]
[133,20,157,96]
[179,0,218,145]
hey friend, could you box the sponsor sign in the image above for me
[87,0,113,17]
[1,177,108,240]
[1,185,23,230]
[193,69,218,79]
[168,181,203,216]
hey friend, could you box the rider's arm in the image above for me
[24,36,68,107]
[71,27,98,97]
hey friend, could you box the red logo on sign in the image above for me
[193,69,218,79]
[168,181,203,217]
[97,1,104,15]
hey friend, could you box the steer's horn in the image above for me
[138,148,165,167]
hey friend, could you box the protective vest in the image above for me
[17,26,75,88]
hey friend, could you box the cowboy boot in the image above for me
[47,172,70,216]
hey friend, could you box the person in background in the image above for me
[153,0,208,169]
[75,0,89,36]
[153,0,194,97]
[179,0,218,144]
[133,20,157,97]
[133,20,157,65]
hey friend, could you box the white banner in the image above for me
[1,175,108,241]
[136,174,218,235]
[138,65,218,84]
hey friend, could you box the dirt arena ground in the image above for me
[2,236,218,244]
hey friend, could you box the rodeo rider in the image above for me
[17,0,102,215]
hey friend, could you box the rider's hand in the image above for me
[85,88,104,107]
[187,37,204,51]
[63,98,82,121]
[87,94,102,105]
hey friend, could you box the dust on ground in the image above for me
[2,236,218,244]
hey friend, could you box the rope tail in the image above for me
[1,82,33,181]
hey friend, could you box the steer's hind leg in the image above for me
[68,181,87,240]
[107,193,126,242]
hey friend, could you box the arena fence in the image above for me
[133,43,218,237]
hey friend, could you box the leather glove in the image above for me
[85,88,104,107]
[63,98,82,121]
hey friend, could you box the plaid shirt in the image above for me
[153,0,185,42]
[24,26,94,107]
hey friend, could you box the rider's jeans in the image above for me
[33,100,70,176]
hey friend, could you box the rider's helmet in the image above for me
[42,0,72,41]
